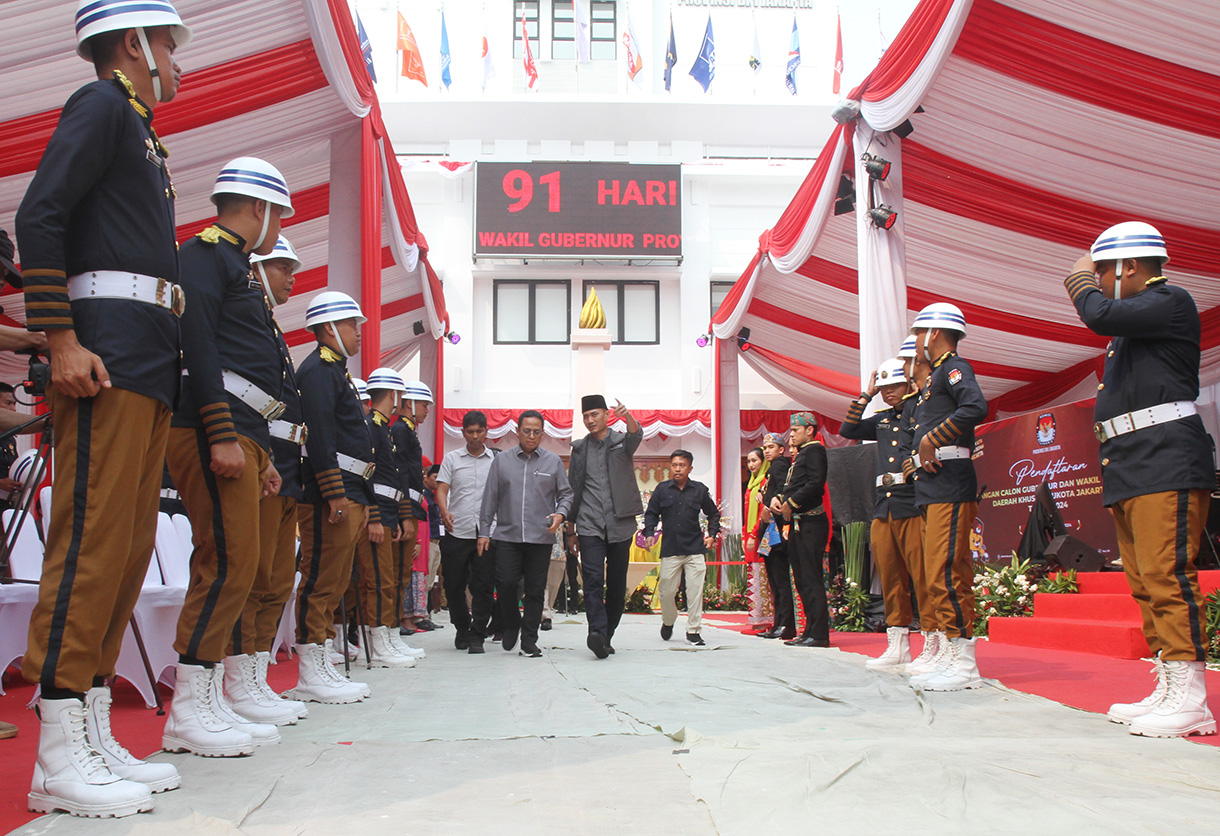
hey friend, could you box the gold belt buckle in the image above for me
[881,473,895,487]
[263,400,287,422]
[362,462,376,480]
[292,424,308,445]
[1093,421,1107,442]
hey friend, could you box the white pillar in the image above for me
[571,327,612,441]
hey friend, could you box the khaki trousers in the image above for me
[659,554,707,633]
[25,387,168,692]
[871,514,929,628]
[169,430,268,663]
[922,501,977,639]
[1112,489,1210,661]
[355,533,397,628]
[543,555,567,618]
[296,499,366,645]
[228,494,298,654]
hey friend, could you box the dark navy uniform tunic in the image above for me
[908,353,988,507]
[367,409,401,527]
[16,72,179,407]
[270,322,303,502]
[775,441,827,515]
[391,418,426,523]
[1066,273,1213,506]
[173,225,281,451]
[297,345,373,506]
[841,396,919,520]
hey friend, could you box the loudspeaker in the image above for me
[1043,535,1105,573]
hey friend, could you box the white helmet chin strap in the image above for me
[135,27,165,102]
[252,201,272,252]
[327,322,351,359]
[1113,259,1123,300]
[255,262,276,308]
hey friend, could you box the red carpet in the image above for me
[3,632,1218,833]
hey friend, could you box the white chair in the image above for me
[172,513,193,563]
[3,508,45,581]
[38,485,52,541]
[0,583,39,695]
[156,513,190,589]
[271,571,301,660]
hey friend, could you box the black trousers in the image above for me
[789,515,830,641]
[493,541,551,646]
[440,535,495,640]
[579,536,631,639]
[763,539,795,630]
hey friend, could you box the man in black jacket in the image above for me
[757,433,795,640]
[770,413,830,647]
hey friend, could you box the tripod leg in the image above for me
[350,561,371,668]
[337,584,351,677]
[128,615,165,715]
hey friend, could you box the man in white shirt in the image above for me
[436,410,497,653]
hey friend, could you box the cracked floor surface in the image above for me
[13,615,1220,836]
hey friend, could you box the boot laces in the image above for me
[914,634,940,665]
[255,654,283,702]
[1159,661,1189,710]
[90,692,138,765]
[67,705,111,781]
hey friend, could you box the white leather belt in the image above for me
[1094,401,1196,443]
[912,446,971,468]
[160,488,179,501]
[875,472,906,487]
[302,448,375,480]
[67,271,185,316]
[269,419,307,445]
[373,483,403,501]
[222,370,286,421]
[408,488,422,502]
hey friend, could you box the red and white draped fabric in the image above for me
[0,0,448,398]
[712,0,1220,424]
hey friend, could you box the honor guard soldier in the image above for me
[292,292,375,704]
[769,412,831,648]
[842,358,927,669]
[17,0,191,817]
[394,380,433,647]
[223,235,309,726]
[1066,223,1215,738]
[357,368,420,667]
[903,303,988,691]
[162,158,294,757]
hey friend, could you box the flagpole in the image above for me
[395,1,400,95]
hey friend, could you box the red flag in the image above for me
[521,10,538,90]
[397,13,428,86]
[832,13,843,94]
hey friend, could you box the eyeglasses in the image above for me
[519,428,543,437]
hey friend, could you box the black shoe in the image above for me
[455,633,470,651]
[759,626,783,639]
[587,631,610,659]
[540,618,553,631]
[492,632,504,643]
[686,633,705,646]
[519,642,542,658]
[786,636,830,648]
[778,628,797,641]
[399,626,416,636]
[608,645,615,655]
[502,626,519,652]
[468,640,485,654]
[416,620,437,632]
[660,624,674,641]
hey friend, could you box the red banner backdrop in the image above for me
[972,398,1116,564]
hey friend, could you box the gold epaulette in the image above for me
[196,225,240,246]
[1146,276,1168,287]
[320,345,343,363]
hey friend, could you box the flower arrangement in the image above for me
[1205,590,1220,664]
[970,556,1080,636]
[826,573,870,631]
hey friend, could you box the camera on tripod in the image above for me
[16,348,49,398]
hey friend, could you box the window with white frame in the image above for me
[494,280,571,345]
[581,280,659,345]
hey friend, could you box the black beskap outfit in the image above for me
[775,441,830,643]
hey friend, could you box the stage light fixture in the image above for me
[445,330,461,345]
[736,326,752,352]
[833,173,855,217]
[831,100,861,124]
[862,154,891,181]
[893,119,914,139]
[411,320,425,336]
[696,333,710,348]
[869,205,898,230]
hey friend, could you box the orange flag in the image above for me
[397,12,428,86]
[832,12,843,94]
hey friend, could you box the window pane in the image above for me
[554,1,573,21]
[710,282,732,317]
[553,40,574,59]
[592,1,615,21]
[591,20,614,38]
[622,284,657,343]
[534,284,570,343]
[590,40,615,60]
[554,20,574,37]
[496,285,530,343]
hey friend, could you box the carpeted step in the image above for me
[1074,569,1220,596]
[988,615,1150,659]
[1032,591,1141,622]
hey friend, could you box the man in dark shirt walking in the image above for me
[642,451,721,646]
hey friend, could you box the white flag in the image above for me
[573,0,591,64]
[623,3,643,85]
[481,28,496,91]
[750,16,762,75]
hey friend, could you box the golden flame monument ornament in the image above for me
[572,287,612,440]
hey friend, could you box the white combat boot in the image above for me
[208,663,280,746]
[320,642,371,698]
[1108,653,1167,725]
[28,697,154,818]
[161,663,255,757]
[921,637,984,691]
[292,644,369,704]
[906,631,946,677]
[387,629,426,659]
[255,651,309,720]
[333,624,360,662]
[367,626,416,668]
[866,627,911,670]
[1130,660,1217,738]
[84,687,180,793]
[223,654,299,726]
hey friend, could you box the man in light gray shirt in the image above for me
[568,394,643,659]
[436,410,497,653]
[478,411,573,657]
